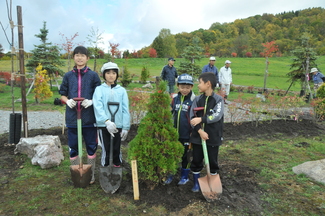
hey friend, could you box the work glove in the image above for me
[66,99,76,109]
[81,99,93,108]
[105,120,118,137]
[121,130,128,141]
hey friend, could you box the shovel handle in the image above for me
[73,97,85,102]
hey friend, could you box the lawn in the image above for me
[1,55,324,92]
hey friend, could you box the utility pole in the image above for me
[17,5,28,137]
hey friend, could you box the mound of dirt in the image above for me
[0,119,324,214]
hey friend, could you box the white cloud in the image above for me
[0,0,324,53]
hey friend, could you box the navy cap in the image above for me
[177,73,193,85]
[168,57,176,61]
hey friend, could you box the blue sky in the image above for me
[1,0,325,53]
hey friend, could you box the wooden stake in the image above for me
[131,160,139,200]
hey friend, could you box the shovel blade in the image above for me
[70,164,92,188]
[198,174,222,202]
[99,166,123,194]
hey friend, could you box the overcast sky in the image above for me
[1,0,325,53]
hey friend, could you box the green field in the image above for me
[2,56,324,91]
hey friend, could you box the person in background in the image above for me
[164,73,195,185]
[202,56,219,87]
[161,57,178,95]
[310,67,325,96]
[59,46,101,184]
[219,60,232,104]
[189,72,224,192]
[93,62,130,169]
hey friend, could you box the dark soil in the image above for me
[1,119,324,215]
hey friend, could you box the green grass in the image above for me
[2,56,325,88]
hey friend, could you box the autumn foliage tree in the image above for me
[109,42,120,62]
[148,48,157,58]
[34,63,53,103]
[58,32,80,71]
[262,41,278,91]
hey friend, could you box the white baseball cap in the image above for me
[225,60,232,64]
[209,56,216,61]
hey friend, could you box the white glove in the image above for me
[66,99,76,109]
[81,99,93,108]
[105,120,118,137]
[121,130,128,141]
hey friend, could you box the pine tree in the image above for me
[26,21,64,89]
[140,65,150,84]
[178,36,204,78]
[128,81,183,189]
[287,33,318,97]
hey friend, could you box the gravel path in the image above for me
[0,102,313,135]
[0,110,64,134]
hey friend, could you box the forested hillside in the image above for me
[143,7,325,58]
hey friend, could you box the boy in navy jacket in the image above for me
[164,74,195,185]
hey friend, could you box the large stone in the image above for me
[14,135,64,169]
[292,159,325,184]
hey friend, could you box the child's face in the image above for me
[198,78,210,93]
[178,84,193,96]
[105,70,117,85]
[74,53,89,68]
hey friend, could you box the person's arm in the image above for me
[202,65,207,73]
[229,68,232,84]
[202,95,224,124]
[93,87,108,125]
[160,66,166,80]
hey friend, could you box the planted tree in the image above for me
[262,41,278,92]
[287,33,318,98]
[178,36,204,78]
[58,32,80,71]
[87,27,104,72]
[119,64,133,87]
[140,66,150,83]
[128,81,183,189]
[33,63,53,103]
[26,21,64,89]
[109,42,121,62]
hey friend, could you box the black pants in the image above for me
[179,139,190,169]
[98,127,122,167]
[190,143,220,173]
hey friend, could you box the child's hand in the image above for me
[198,129,209,141]
[190,117,201,127]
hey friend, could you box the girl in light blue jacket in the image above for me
[93,62,130,167]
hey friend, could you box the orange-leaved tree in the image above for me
[262,41,278,92]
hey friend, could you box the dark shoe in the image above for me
[164,174,174,185]
[178,168,190,185]
[192,172,200,192]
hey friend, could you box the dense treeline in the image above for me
[136,7,325,58]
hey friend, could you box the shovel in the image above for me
[70,97,92,188]
[198,138,222,202]
[99,102,122,194]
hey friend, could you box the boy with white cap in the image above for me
[219,60,232,104]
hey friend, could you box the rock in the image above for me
[256,93,266,102]
[142,83,153,88]
[292,159,325,184]
[14,135,64,169]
